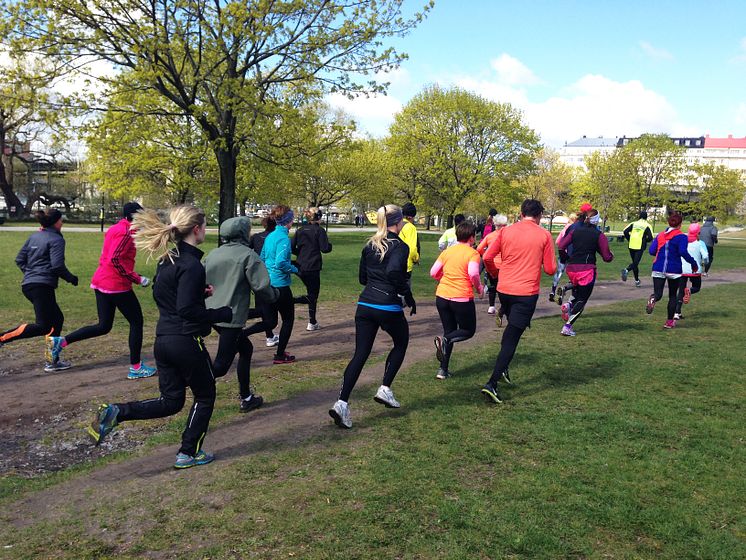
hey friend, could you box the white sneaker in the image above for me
[487,306,496,314]
[373,385,400,408]
[265,335,279,347]
[329,400,352,429]
[306,322,320,331]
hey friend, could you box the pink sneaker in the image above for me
[663,320,675,329]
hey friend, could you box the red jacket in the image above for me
[90,219,142,292]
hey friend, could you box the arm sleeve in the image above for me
[680,238,698,269]
[649,236,658,256]
[712,227,718,244]
[483,231,502,278]
[387,243,411,296]
[429,258,444,280]
[49,236,76,283]
[557,228,573,251]
[438,232,448,251]
[319,228,332,253]
[275,237,297,274]
[597,234,614,262]
[176,262,231,325]
[643,227,653,244]
[699,242,709,264]
[542,233,557,275]
[110,231,142,284]
[246,251,277,303]
[15,240,29,272]
[358,249,368,286]
[623,223,632,240]
[468,258,482,291]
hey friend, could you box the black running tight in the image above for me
[298,270,321,325]
[675,276,702,314]
[264,286,295,356]
[436,296,476,370]
[1,284,63,344]
[567,276,596,326]
[627,249,645,281]
[653,276,682,321]
[212,326,254,399]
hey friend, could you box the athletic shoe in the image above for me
[561,302,570,322]
[499,369,512,385]
[435,368,451,380]
[329,400,352,429]
[663,320,676,329]
[635,280,641,287]
[481,383,503,404]
[548,292,555,303]
[555,286,564,306]
[44,359,72,373]
[273,352,295,364]
[434,336,445,363]
[128,362,157,380]
[487,306,496,314]
[46,335,65,362]
[265,335,279,347]
[306,322,321,331]
[683,287,691,304]
[703,272,708,278]
[646,294,656,314]
[374,385,400,408]
[621,268,628,282]
[239,394,264,413]
[174,450,214,469]
[87,403,119,445]
[560,324,576,337]
[673,313,682,320]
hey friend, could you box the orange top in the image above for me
[483,219,556,296]
[477,229,502,268]
[430,243,482,300]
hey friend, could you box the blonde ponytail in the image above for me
[367,204,402,261]
[132,206,205,263]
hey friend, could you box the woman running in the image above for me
[46,202,156,379]
[1,208,77,372]
[260,205,298,364]
[87,206,232,469]
[556,209,614,336]
[431,221,483,379]
[646,211,698,329]
[673,222,709,320]
[329,205,416,429]
[249,217,279,347]
[476,214,508,315]
[292,207,333,331]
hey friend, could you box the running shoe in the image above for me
[374,385,400,408]
[44,359,72,373]
[87,403,119,445]
[621,268,628,282]
[555,286,564,306]
[46,336,65,363]
[435,368,451,380]
[499,369,512,385]
[673,313,682,321]
[265,335,279,347]
[561,302,570,322]
[635,280,641,287]
[663,320,676,329]
[239,393,264,413]
[646,294,656,314]
[329,400,352,429]
[306,322,321,331]
[487,306,496,314]
[548,292,555,303]
[273,352,295,364]
[174,450,215,469]
[128,362,157,380]
[683,287,691,304]
[481,383,503,404]
[434,336,445,363]
[560,324,576,337]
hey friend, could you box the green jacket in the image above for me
[205,216,277,328]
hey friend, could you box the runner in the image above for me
[46,203,157,379]
[438,213,465,251]
[87,206,233,469]
[480,199,556,403]
[1,209,77,372]
[673,222,709,320]
[204,216,278,413]
[646,211,698,329]
[549,212,577,302]
[476,213,508,315]
[699,216,718,276]
[431,221,483,380]
[556,209,614,336]
[292,207,333,331]
[399,202,420,286]
[329,205,416,429]
[249,217,279,347]
[621,211,654,286]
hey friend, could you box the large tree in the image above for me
[519,148,574,230]
[8,0,432,224]
[689,162,746,221]
[573,149,633,229]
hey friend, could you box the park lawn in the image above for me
[1,283,744,559]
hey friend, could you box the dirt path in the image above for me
[4,270,746,527]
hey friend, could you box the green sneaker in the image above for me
[174,450,215,469]
[87,404,119,445]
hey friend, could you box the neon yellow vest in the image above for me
[629,219,652,250]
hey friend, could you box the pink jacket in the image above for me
[90,219,143,292]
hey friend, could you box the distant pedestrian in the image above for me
[399,202,420,285]
[292,207,333,331]
[699,216,718,275]
[621,211,654,286]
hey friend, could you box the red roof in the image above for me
[704,135,746,148]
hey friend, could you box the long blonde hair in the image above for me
[368,204,402,261]
[132,206,206,263]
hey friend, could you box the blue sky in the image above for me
[329,0,746,147]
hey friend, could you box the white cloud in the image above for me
[639,41,674,61]
[326,92,403,137]
[490,53,541,86]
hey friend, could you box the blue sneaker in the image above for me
[87,404,119,446]
[46,336,65,362]
[174,450,215,469]
[128,362,157,380]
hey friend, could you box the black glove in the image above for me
[404,293,416,316]
[70,275,79,287]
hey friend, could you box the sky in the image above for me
[328,0,746,148]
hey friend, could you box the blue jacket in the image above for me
[260,226,297,288]
[649,229,697,275]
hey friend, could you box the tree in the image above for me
[519,148,574,231]
[689,162,746,221]
[9,0,432,224]
[573,149,632,230]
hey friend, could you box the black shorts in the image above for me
[497,292,539,330]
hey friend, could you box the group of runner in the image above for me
[0,199,717,468]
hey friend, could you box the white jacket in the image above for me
[681,240,709,275]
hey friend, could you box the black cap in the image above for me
[402,202,417,217]
[123,202,143,221]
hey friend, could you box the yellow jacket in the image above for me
[400,220,419,272]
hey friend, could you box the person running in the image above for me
[291,207,333,331]
[556,209,614,336]
[1,208,77,372]
[673,222,709,321]
[87,206,232,469]
[329,205,416,429]
[699,216,718,276]
[480,199,556,403]
[476,213,508,315]
[438,214,465,251]
[621,211,654,287]
[205,216,278,413]
[46,202,157,379]
[260,205,298,364]
[431,221,483,380]
[646,211,699,329]
[549,213,577,302]
[249,216,279,347]
[399,202,420,285]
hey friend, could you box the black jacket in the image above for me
[358,232,413,307]
[249,229,272,256]
[292,223,332,273]
[153,241,232,337]
[15,227,77,288]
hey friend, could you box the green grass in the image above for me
[1,283,744,558]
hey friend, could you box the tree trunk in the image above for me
[0,152,26,217]
[239,197,247,216]
[426,214,431,230]
[446,214,454,228]
[215,147,237,226]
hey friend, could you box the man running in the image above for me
[438,214,465,251]
[699,217,718,276]
[480,199,556,403]
[621,211,653,287]
[399,202,420,286]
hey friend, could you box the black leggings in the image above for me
[339,305,409,402]
[567,272,596,326]
[212,326,254,399]
[298,270,321,324]
[115,335,215,457]
[244,296,275,339]
[653,276,682,321]
[675,276,702,314]
[436,297,476,370]
[1,284,63,345]
[705,246,714,273]
[488,293,538,386]
[64,289,144,365]
[627,248,645,281]
[265,286,294,356]
[486,272,498,307]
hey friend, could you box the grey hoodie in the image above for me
[699,218,718,247]
[15,227,77,288]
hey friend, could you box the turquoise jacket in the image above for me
[260,225,298,287]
